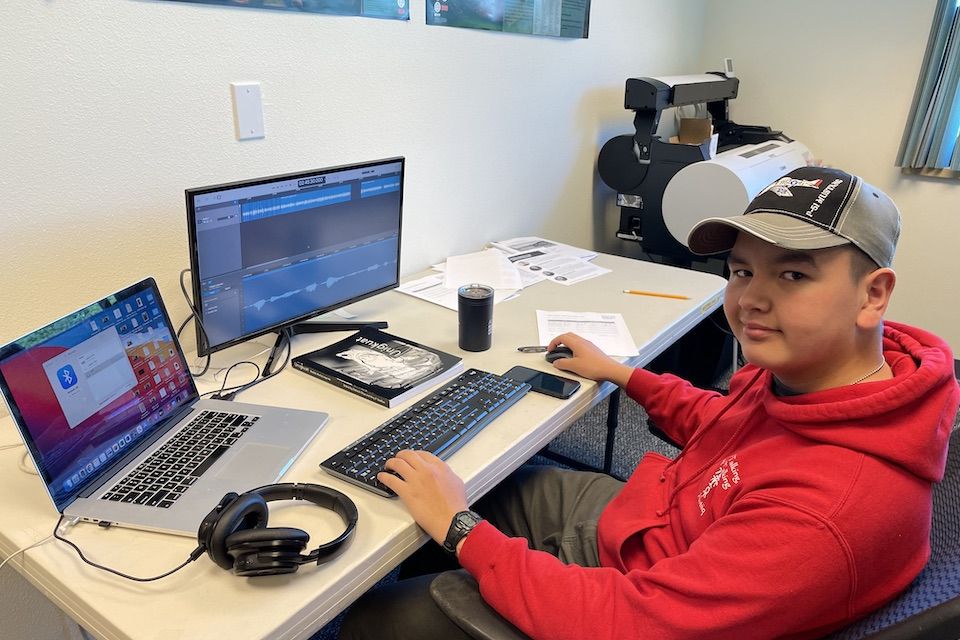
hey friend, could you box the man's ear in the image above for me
[858,268,896,330]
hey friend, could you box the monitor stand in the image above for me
[262,321,388,377]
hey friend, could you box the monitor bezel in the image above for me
[184,156,405,357]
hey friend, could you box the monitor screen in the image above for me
[186,157,404,356]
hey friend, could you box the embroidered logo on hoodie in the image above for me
[697,455,741,516]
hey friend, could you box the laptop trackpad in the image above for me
[215,444,291,481]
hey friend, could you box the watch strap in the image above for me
[442,510,482,554]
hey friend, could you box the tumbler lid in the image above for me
[458,284,494,299]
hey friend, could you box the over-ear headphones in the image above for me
[197,482,358,577]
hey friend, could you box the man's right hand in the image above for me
[546,332,634,387]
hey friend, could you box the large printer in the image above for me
[598,71,812,265]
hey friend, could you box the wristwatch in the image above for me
[443,510,483,554]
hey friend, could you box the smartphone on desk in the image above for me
[504,366,581,399]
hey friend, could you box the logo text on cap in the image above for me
[804,178,844,218]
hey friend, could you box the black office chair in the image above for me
[827,422,960,640]
[430,424,960,640]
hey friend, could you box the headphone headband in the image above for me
[251,482,359,528]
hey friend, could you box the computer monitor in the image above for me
[185,157,404,360]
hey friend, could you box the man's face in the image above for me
[723,233,866,386]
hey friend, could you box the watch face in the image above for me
[456,512,480,527]
[444,510,481,553]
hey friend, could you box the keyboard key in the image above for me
[100,409,255,508]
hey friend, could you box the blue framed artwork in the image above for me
[168,0,409,21]
[426,0,589,38]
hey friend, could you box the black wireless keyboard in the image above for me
[320,368,531,497]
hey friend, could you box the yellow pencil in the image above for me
[622,289,690,300]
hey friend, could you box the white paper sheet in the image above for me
[536,310,639,357]
[443,249,523,291]
[491,236,597,261]
[398,274,518,311]
[511,253,609,285]
[490,237,607,285]
[433,254,545,289]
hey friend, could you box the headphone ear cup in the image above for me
[198,492,239,554]
[205,492,270,570]
[226,527,310,577]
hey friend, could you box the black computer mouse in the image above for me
[545,346,574,363]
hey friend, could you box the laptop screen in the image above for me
[0,278,198,511]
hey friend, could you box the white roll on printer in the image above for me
[598,70,812,263]
[661,139,812,249]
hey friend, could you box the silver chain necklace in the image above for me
[851,361,886,385]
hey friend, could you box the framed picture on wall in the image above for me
[426,0,590,38]
[167,0,409,21]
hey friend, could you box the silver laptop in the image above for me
[0,277,328,536]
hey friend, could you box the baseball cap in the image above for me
[687,166,901,268]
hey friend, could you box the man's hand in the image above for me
[378,450,469,545]
[547,332,634,387]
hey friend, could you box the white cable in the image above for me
[185,344,271,382]
[0,533,54,572]
[18,450,37,475]
[201,345,271,381]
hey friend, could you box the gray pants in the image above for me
[338,465,625,640]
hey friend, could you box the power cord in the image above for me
[208,360,261,400]
[202,333,292,401]
[0,533,54,572]
[52,515,205,582]
[1,443,38,476]
[175,268,291,396]
[18,450,37,475]
[176,268,211,377]
[209,345,271,380]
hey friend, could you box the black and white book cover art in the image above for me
[292,327,463,407]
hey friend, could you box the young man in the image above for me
[339,167,960,639]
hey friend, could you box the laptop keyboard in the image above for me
[101,410,258,509]
[321,369,530,497]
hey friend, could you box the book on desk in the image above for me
[292,327,464,408]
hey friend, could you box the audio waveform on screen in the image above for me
[245,260,395,313]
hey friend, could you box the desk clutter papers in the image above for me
[490,236,597,261]
[397,237,609,310]
[432,258,544,289]
[397,248,528,312]
[506,252,609,285]
[537,310,639,357]
[397,273,517,312]
[396,249,522,312]
[490,236,609,286]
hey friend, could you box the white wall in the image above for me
[0,2,705,347]
[0,2,705,637]
[701,0,960,351]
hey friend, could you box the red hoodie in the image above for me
[459,322,959,639]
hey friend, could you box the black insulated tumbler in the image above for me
[457,284,494,351]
